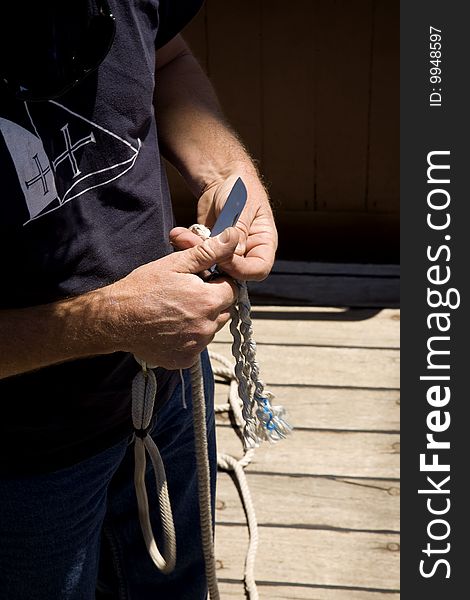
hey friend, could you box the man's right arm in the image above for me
[0,286,115,379]
[0,228,239,380]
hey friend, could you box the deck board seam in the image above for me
[212,341,400,350]
[262,383,400,391]
[216,424,400,434]
[245,471,400,482]
[218,578,400,594]
[216,522,400,535]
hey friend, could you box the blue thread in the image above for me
[260,398,276,431]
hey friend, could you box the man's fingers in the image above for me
[207,277,238,312]
[171,227,240,274]
[214,308,232,332]
[170,225,247,259]
[169,227,204,250]
[218,252,273,282]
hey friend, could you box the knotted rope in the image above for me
[131,360,176,574]
[130,224,292,599]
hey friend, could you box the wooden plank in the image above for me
[261,0,315,210]
[213,307,400,349]
[206,0,263,159]
[247,274,400,308]
[218,581,400,600]
[215,385,400,431]
[315,1,373,211]
[216,472,400,531]
[216,428,400,479]
[367,0,400,212]
[211,343,400,388]
[215,526,400,590]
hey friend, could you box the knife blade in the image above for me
[210,177,247,238]
[207,177,247,275]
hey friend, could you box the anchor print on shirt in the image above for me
[0,100,141,224]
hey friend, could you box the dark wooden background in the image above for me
[166,0,399,264]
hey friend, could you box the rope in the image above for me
[129,222,292,598]
[190,358,220,600]
[131,361,176,574]
[217,453,259,599]
[231,282,292,448]
[212,352,258,599]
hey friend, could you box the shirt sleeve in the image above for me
[155,0,204,49]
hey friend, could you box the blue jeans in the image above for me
[0,353,216,599]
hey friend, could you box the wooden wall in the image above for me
[167,0,399,263]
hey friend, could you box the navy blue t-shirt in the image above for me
[0,0,203,473]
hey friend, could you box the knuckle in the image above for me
[174,356,194,370]
[199,320,216,339]
[182,355,197,369]
[174,346,198,369]
[219,311,231,325]
[195,240,217,264]
[186,329,211,354]
[202,290,228,316]
[215,316,229,333]
[203,296,218,314]
[236,219,250,238]
[256,267,271,282]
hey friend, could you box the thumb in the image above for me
[172,227,240,274]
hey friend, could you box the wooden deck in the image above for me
[210,306,400,599]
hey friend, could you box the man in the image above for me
[0,1,277,598]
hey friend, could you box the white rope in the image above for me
[131,360,177,574]
[217,453,259,599]
[212,352,259,598]
[129,223,292,599]
[190,358,220,600]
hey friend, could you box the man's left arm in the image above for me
[154,34,277,281]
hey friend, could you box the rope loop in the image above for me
[131,359,177,574]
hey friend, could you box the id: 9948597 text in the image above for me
[429,26,442,108]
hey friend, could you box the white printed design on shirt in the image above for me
[0,100,141,224]
[0,117,59,219]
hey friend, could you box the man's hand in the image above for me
[107,228,239,369]
[154,36,277,281]
[170,170,278,281]
[0,228,239,379]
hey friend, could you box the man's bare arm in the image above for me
[0,288,114,379]
[155,35,277,281]
[0,231,239,380]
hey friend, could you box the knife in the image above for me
[208,177,247,276]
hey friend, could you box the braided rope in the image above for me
[229,305,258,446]
[188,222,291,598]
[190,359,220,600]
[131,361,177,573]
[232,282,293,447]
[130,224,292,599]
[212,352,258,598]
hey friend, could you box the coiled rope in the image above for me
[130,225,292,598]
[211,350,259,599]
